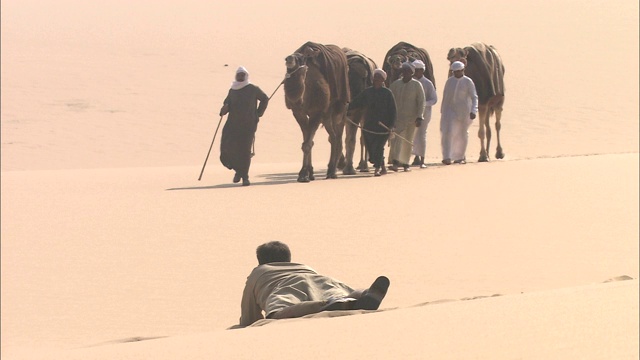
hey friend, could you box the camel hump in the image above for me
[462,43,505,103]
[344,49,378,81]
[303,47,321,58]
[470,42,489,53]
[469,43,505,96]
[486,45,505,93]
[383,41,436,89]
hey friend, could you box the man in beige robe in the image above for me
[389,62,426,171]
[237,241,390,327]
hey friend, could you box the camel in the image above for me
[284,42,350,182]
[342,48,378,174]
[382,41,436,89]
[447,43,505,162]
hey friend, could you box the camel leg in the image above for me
[337,153,346,170]
[305,116,323,181]
[294,111,319,182]
[294,111,310,182]
[494,97,505,159]
[485,111,493,160]
[325,109,345,179]
[298,134,312,183]
[477,104,490,162]
[301,139,315,182]
[342,112,358,175]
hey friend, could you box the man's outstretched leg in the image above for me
[267,301,327,319]
[354,276,390,310]
[322,276,390,311]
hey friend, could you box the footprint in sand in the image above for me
[603,275,634,283]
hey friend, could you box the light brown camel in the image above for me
[382,41,436,89]
[447,43,505,162]
[284,42,350,182]
[342,48,378,174]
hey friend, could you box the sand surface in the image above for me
[1,0,638,359]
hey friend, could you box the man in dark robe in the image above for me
[347,69,396,176]
[219,66,269,186]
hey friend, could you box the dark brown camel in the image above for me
[382,41,436,89]
[284,42,350,182]
[342,48,378,174]
[447,43,505,162]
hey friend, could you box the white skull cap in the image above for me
[450,61,465,71]
[412,60,425,69]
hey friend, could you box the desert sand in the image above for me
[1,0,638,359]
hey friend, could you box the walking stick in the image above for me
[198,115,225,181]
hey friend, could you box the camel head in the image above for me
[285,53,306,72]
[387,53,407,70]
[447,47,468,64]
[284,53,308,109]
[405,50,421,63]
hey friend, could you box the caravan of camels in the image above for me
[283,41,506,182]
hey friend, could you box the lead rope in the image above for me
[345,116,414,146]
[251,67,305,157]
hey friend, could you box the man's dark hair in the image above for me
[256,241,291,265]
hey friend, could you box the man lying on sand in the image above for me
[236,241,390,327]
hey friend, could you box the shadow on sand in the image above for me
[167,160,462,191]
[166,169,374,191]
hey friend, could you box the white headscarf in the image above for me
[412,60,425,70]
[231,66,251,90]
[373,68,387,80]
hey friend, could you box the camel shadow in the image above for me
[166,169,373,191]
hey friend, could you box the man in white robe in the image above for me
[389,62,426,171]
[440,61,478,165]
[410,60,438,168]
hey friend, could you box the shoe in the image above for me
[411,156,421,166]
[380,167,388,175]
[389,164,399,172]
[403,165,411,172]
[420,163,427,169]
[453,159,466,164]
[442,159,452,165]
[321,297,358,311]
[242,177,250,186]
[233,173,241,183]
[374,167,381,177]
[354,276,390,311]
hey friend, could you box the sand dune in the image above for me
[2,154,638,358]
[7,279,639,359]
